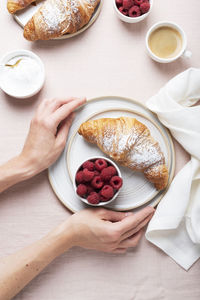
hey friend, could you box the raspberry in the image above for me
[110,176,123,190]
[75,171,84,183]
[123,0,134,9]
[116,0,123,7]
[76,184,87,197]
[99,194,108,202]
[95,159,108,171]
[100,166,117,182]
[91,176,104,189]
[82,168,95,182]
[82,160,94,171]
[140,2,150,13]
[100,185,114,200]
[119,6,128,16]
[94,170,100,176]
[86,185,95,195]
[87,192,100,205]
[134,0,144,5]
[129,5,141,17]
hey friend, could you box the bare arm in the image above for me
[0,97,86,193]
[0,207,154,300]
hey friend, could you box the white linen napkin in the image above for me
[145,68,200,270]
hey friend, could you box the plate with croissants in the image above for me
[7,0,102,41]
[48,96,175,212]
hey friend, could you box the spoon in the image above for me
[0,59,22,68]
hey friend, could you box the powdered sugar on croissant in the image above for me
[78,117,169,190]
[7,0,36,14]
[23,0,100,41]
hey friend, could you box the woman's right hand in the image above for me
[56,207,154,254]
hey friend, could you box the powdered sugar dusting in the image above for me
[96,117,164,170]
[41,0,87,34]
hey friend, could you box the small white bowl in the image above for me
[74,156,122,207]
[0,49,45,99]
[113,0,153,23]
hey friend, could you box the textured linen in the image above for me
[146,68,200,270]
[0,0,200,299]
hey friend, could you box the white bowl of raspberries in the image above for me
[113,0,152,23]
[74,157,123,206]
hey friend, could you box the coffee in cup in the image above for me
[148,26,182,59]
[145,21,191,63]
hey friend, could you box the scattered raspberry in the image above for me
[129,5,141,17]
[91,176,104,189]
[123,0,134,9]
[116,0,123,7]
[100,185,114,200]
[87,192,100,205]
[140,2,150,13]
[110,176,123,190]
[76,184,87,197]
[95,159,108,171]
[82,168,95,182]
[75,171,84,184]
[82,160,94,171]
[134,0,144,5]
[100,166,117,182]
[119,6,129,16]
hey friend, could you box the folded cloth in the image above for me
[145,68,200,270]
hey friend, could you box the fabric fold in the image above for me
[145,68,200,270]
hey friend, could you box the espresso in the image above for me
[148,26,183,59]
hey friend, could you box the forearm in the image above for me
[0,222,73,300]
[0,155,36,193]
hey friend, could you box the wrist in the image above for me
[17,154,39,180]
[45,220,75,256]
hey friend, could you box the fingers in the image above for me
[118,230,143,248]
[55,113,75,149]
[101,209,127,223]
[120,212,154,241]
[49,98,78,112]
[114,206,155,235]
[52,97,86,126]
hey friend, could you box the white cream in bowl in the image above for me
[0,50,45,99]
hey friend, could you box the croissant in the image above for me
[23,0,100,41]
[78,117,169,190]
[7,0,35,14]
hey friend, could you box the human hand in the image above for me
[58,207,154,254]
[19,97,86,176]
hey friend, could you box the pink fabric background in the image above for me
[0,0,200,299]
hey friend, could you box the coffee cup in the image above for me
[145,21,192,63]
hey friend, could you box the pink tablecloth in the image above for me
[0,0,200,299]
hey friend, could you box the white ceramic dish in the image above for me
[113,0,153,23]
[0,49,45,99]
[146,21,192,63]
[73,156,122,207]
[48,96,175,213]
[14,0,102,40]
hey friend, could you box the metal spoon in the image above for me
[5,59,22,68]
[0,59,22,68]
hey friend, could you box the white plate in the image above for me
[48,96,175,212]
[14,0,102,40]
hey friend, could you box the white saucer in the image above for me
[13,0,102,40]
[48,96,175,212]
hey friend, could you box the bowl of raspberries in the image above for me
[74,157,123,206]
[113,0,152,23]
